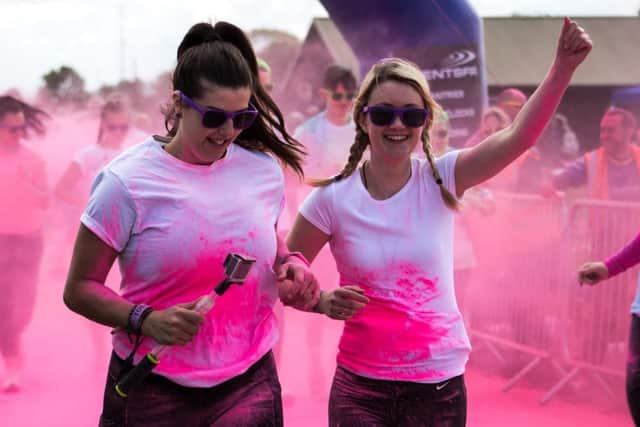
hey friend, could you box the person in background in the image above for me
[55,93,133,211]
[551,107,640,201]
[258,57,273,93]
[495,88,527,122]
[579,231,640,425]
[294,64,358,179]
[464,106,511,149]
[0,95,49,392]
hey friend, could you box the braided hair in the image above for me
[309,58,458,211]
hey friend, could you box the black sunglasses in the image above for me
[105,124,130,133]
[179,91,258,130]
[363,105,430,128]
[328,91,356,102]
[0,123,26,134]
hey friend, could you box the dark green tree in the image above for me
[42,65,88,106]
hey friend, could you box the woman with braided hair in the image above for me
[286,17,592,426]
[63,21,319,426]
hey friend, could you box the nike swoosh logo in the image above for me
[435,381,450,391]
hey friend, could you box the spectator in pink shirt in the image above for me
[579,232,640,425]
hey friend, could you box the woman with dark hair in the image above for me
[0,95,49,392]
[286,18,591,426]
[63,21,318,426]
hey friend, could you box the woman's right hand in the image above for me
[578,262,609,286]
[554,17,592,73]
[317,286,369,320]
[141,300,206,345]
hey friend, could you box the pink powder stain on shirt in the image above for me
[339,297,457,381]
[337,261,466,380]
[121,235,277,379]
[393,275,440,310]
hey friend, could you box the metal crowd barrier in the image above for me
[461,193,640,405]
[542,199,640,404]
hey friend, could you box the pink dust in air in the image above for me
[0,111,633,426]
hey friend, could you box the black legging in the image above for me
[627,314,640,426]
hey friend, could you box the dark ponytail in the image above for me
[0,95,49,137]
[164,21,305,176]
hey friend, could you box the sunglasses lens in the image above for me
[232,111,257,130]
[108,125,129,132]
[402,109,429,128]
[202,111,227,128]
[331,92,355,102]
[368,107,395,126]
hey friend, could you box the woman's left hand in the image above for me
[277,261,320,311]
[555,17,593,71]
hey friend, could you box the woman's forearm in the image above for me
[63,278,133,329]
[605,233,640,278]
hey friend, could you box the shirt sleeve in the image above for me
[605,232,640,278]
[80,170,137,252]
[434,149,461,197]
[298,186,333,235]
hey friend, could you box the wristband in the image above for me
[313,290,326,313]
[281,251,310,267]
[129,304,153,334]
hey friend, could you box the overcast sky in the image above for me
[3,0,639,96]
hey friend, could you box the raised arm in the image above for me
[455,17,592,196]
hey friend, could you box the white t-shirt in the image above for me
[72,127,144,198]
[294,111,356,178]
[82,136,284,387]
[299,151,471,383]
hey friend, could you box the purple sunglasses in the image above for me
[179,91,258,130]
[363,105,430,128]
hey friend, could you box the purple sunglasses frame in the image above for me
[363,105,431,128]
[179,91,258,129]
